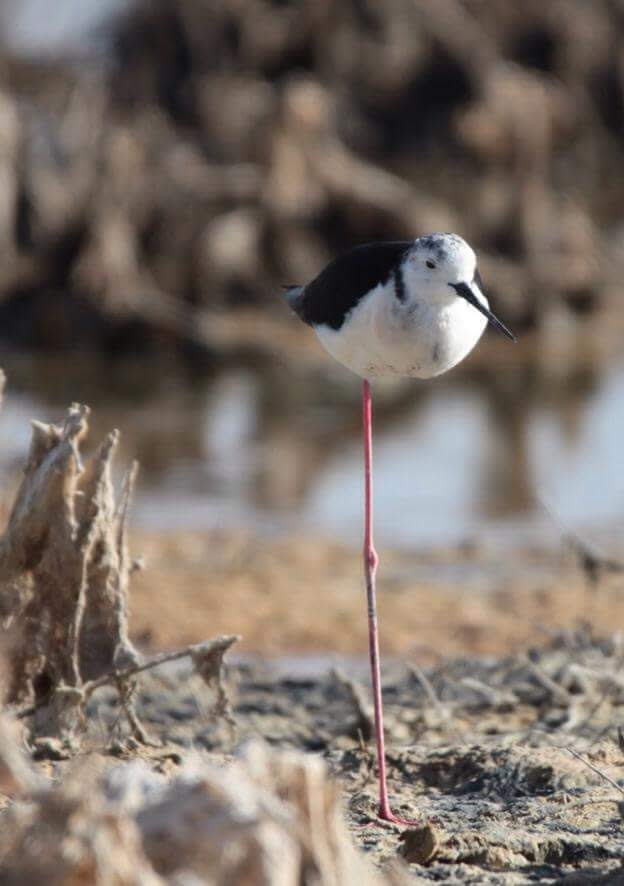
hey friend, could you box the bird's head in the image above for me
[404,233,516,342]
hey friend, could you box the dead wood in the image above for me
[409,664,450,723]
[566,747,624,799]
[0,391,240,750]
[0,711,40,798]
[0,401,140,741]
[190,634,239,735]
[521,654,573,707]
[331,667,374,742]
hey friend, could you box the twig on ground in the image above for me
[331,668,374,742]
[16,635,241,721]
[190,637,240,741]
[459,676,516,709]
[115,676,153,746]
[521,655,572,706]
[571,686,613,736]
[85,635,240,695]
[539,496,624,586]
[355,729,375,788]
[566,746,624,798]
[409,664,449,720]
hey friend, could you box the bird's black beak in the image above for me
[449,281,516,342]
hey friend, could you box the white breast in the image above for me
[314,282,487,380]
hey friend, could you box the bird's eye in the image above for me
[426,260,436,269]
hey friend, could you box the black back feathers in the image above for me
[286,241,411,330]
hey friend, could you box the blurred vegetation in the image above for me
[0,0,623,355]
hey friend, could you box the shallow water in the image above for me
[1,349,623,548]
[1,0,128,57]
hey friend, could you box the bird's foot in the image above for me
[356,805,420,829]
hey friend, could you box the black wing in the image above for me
[298,241,412,330]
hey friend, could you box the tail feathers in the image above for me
[282,284,305,317]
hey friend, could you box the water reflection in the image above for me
[0,352,621,546]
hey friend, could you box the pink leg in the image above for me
[361,379,419,827]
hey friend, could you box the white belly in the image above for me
[314,282,488,380]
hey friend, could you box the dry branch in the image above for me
[566,747,624,798]
[331,668,374,741]
[410,664,449,721]
[521,654,572,706]
[85,634,240,695]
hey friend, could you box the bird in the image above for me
[284,232,516,827]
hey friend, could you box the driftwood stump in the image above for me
[0,389,139,743]
[0,373,240,751]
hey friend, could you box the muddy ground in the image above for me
[113,530,624,882]
[32,623,624,884]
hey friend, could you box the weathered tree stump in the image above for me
[0,387,139,743]
[0,372,240,751]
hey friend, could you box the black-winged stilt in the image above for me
[284,233,516,826]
